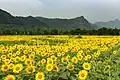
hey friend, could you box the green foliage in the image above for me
[87,44,120,80]
[36,16,93,30]
[0,9,120,35]
[0,25,119,35]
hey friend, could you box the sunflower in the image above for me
[41,52,46,57]
[67,64,74,71]
[72,57,78,64]
[1,55,6,61]
[65,55,70,62]
[29,54,35,60]
[61,57,67,64]
[46,64,53,72]
[26,66,35,74]
[16,51,20,55]
[40,59,46,65]
[14,56,20,63]
[25,59,32,66]
[36,72,45,80]
[84,56,89,61]
[4,59,11,64]
[9,63,14,69]
[113,50,117,54]
[94,51,100,57]
[23,50,28,54]
[50,55,57,61]
[7,53,13,58]
[53,65,59,72]
[86,55,91,60]
[78,70,88,80]
[28,48,32,53]
[2,49,7,54]
[1,64,9,72]
[82,63,91,70]
[13,64,23,73]
[12,53,16,57]
[77,55,83,61]
[20,55,26,62]
[47,58,54,64]
[57,53,61,57]
[4,75,15,80]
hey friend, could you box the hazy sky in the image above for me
[0,0,120,23]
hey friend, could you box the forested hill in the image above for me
[0,9,47,27]
[0,9,95,30]
[95,19,120,29]
[36,16,95,30]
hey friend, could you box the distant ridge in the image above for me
[0,9,46,27]
[36,16,95,30]
[95,19,120,29]
[0,9,96,30]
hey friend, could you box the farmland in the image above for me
[0,35,120,80]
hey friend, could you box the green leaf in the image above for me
[0,75,3,80]
[69,75,76,80]
[66,71,70,77]
[59,72,68,79]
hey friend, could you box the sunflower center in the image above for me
[81,73,85,77]
[6,61,8,63]
[38,75,42,79]
[29,67,33,72]
[4,66,8,69]
[48,66,51,69]
[27,61,30,64]
[68,66,73,69]
[8,77,13,80]
[74,59,77,62]
[52,57,55,60]
[85,65,88,68]
[48,60,52,64]
[16,67,20,70]
[10,65,13,68]
[30,56,33,58]
[54,66,57,70]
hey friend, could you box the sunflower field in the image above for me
[0,35,120,80]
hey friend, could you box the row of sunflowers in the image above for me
[0,35,120,80]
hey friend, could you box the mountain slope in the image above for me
[0,9,46,27]
[95,19,120,29]
[36,16,94,30]
[0,9,96,30]
[0,9,15,24]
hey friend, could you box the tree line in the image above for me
[0,26,120,35]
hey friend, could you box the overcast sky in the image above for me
[0,0,120,23]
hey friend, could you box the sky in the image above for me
[0,0,120,23]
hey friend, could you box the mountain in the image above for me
[0,9,15,24]
[0,9,46,27]
[95,19,120,29]
[0,9,96,30]
[36,16,95,30]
